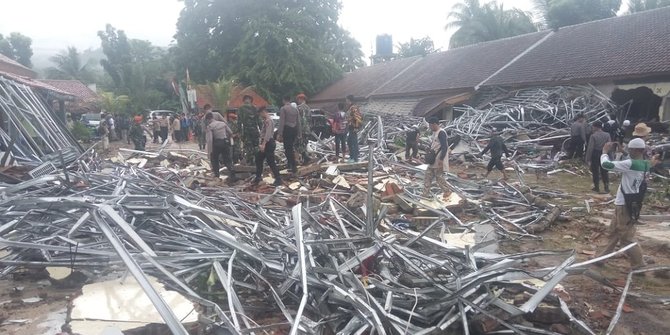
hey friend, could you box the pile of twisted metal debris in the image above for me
[0,84,667,334]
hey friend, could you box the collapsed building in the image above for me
[312,7,670,124]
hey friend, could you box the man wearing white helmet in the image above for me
[595,138,659,271]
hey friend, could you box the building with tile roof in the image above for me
[311,7,670,122]
[0,53,36,78]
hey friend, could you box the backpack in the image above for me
[332,112,347,134]
[622,170,648,222]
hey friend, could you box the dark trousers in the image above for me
[570,136,584,159]
[211,139,235,178]
[160,127,168,142]
[256,139,281,181]
[335,133,347,157]
[347,130,359,161]
[487,155,504,172]
[405,141,418,160]
[153,130,159,143]
[590,150,609,191]
[182,127,190,141]
[283,126,298,171]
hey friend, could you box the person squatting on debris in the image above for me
[479,129,511,180]
[296,93,311,165]
[595,138,659,271]
[423,117,451,199]
[128,114,146,151]
[585,121,611,193]
[205,112,237,182]
[346,95,362,163]
[254,107,282,187]
[238,95,260,165]
[405,125,419,161]
[278,95,300,173]
[332,102,348,161]
[569,114,587,159]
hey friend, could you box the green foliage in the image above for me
[45,47,94,83]
[98,24,180,112]
[533,0,622,29]
[447,0,538,48]
[398,37,437,58]
[209,79,235,111]
[71,122,92,142]
[174,0,365,101]
[0,32,33,67]
[99,91,130,115]
[627,0,670,13]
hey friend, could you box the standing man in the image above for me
[107,114,117,141]
[205,112,237,183]
[238,95,260,165]
[128,114,146,151]
[345,95,362,163]
[171,115,181,142]
[405,125,420,161]
[586,121,611,193]
[118,115,130,144]
[181,113,191,142]
[99,120,110,152]
[332,102,348,161]
[595,139,659,270]
[277,95,300,173]
[422,117,451,199]
[193,112,206,150]
[151,115,160,144]
[479,129,511,180]
[227,112,242,164]
[159,115,169,143]
[253,107,282,187]
[569,114,587,159]
[295,93,311,165]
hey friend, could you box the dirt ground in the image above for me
[0,139,668,334]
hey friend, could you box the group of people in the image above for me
[198,94,363,186]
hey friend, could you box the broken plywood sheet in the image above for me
[332,175,350,189]
[442,232,476,249]
[420,192,463,208]
[71,276,197,334]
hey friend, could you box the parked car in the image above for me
[149,110,176,120]
[310,109,332,140]
[80,113,101,129]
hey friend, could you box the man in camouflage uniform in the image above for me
[295,93,311,165]
[227,111,242,164]
[238,95,260,165]
[128,114,146,151]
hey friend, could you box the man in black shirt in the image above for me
[479,130,512,180]
[405,125,419,161]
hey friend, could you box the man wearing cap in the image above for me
[632,122,651,140]
[423,117,451,199]
[586,121,611,193]
[238,95,260,165]
[569,114,587,159]
[595,138,659,270]
[128,114,146,151]
[295,93,311,165]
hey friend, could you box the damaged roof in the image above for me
[0,53,36,78]
[312,7,670,111]
[484,7,670,87]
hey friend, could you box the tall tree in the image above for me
[398,37,436,58]
[98,24,133,90]
[627,0,670,13]
[45,47,94,82]
[532,0,622,29]
[0,32,33,67]
[174,0,364,102]
[447,1,537,48]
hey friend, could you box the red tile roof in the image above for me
[0,71,73,97]
[38,79,98,101]
[0,54,36,78]
[484,7,670,86]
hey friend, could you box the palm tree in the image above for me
[627,0,670,13]
[46,47,93,82]
[447,0,538,48]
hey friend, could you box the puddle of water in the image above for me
[70,275,198,334]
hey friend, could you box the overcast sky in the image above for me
[0,0,537,61]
